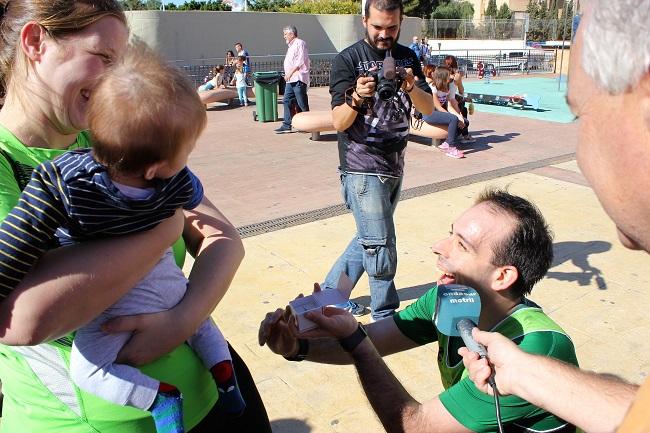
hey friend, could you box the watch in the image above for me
[339,323,368,353]
[283,338,309,362]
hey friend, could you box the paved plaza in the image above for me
[186,82,650,432]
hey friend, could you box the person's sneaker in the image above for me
[445,146,465,159]
[342,301,369,317]
[437,141,450,152]
[274,125,292,134]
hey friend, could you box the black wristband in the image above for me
[283,338,309,362]
[339,323,368,353]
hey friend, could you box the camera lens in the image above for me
[377,81,396,101]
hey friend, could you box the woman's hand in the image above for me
[106,308,193,366]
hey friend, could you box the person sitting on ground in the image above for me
[422,65,466,159]
[229,56,249,107]
[444,55,473,142]
[0,43,246,433]
[198,65,226,92]
[259,189,579,433]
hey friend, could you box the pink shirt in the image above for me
[284,37,310,85]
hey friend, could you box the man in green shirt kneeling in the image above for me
[259,188,578,433]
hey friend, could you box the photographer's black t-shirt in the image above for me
[329,39,429,177]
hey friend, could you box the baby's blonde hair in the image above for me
[88,41,206,175]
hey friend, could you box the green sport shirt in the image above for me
[394,284,579,432]
[0,125,217,432]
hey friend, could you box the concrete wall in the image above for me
[126,11,424,65]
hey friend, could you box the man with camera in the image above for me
[320,0,433,321]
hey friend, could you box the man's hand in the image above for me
[258,306,299,357]
[355,74,377,98]
[401,67,416,92]
[301,306,359,340]
[457,117,465,129]
[458,328,525,396]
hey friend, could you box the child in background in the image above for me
[198,65,226,92]
[444,55,474,142]
[421,65,466,159]
[0,43,245,433]
[230,56,248,106]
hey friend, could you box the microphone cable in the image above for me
[488,375,504,433]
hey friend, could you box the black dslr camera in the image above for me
[368,51,407,101]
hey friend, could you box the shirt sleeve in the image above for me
[184,168,204,210]
[0,162,66,298]
[330,52,357,109]
[392,285,439,345]
[0,155,24,221]
[439,331,577,431]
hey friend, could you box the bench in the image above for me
[198,86,256,106]
[466,92,541,111]
[292,111,447,144]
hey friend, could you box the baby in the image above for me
[0,42,244,433]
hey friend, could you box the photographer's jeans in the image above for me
[282,80,310,128]
[322,173,402,320]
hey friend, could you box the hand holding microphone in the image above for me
[434,284,506,432]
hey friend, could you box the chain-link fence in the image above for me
[422,18,567,41]
[181,54,336,88]
[182,48,557,88]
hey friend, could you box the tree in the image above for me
[248,0,291,11]
[282,0,361,14]
[496,3,511,19]
[174,0,231,10]
[403,0,437,18]
[431,0,474,19]
[484,0,497,17]
[120,0,145,10]
[145,0,162,9]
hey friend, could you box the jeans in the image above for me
[282,80,309,128]
[237,86,247,104]
[423,110,459,145]
[322,173,402,320]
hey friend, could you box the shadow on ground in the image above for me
[546,240,611,289]
[271,418,311,433]
[352,281,435,308]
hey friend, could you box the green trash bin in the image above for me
[253,71,281,123]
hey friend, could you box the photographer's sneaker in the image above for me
[341,300,368,317]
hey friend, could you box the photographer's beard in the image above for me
[365,28,401,52]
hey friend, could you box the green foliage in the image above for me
[174,0,232,10]
[120,0,145,10]
[496,3,511,19]
[249,0,291,11]
[431,0,474,19]
[281,0,361,14]
[404,0,436,18]
[484,0,497,17]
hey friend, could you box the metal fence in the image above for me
[422,18,567,41]
[183,49,557,88]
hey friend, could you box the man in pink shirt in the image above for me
[275,25,310,133]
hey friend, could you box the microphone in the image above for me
[434,284,503,432]
[383,52,396,80]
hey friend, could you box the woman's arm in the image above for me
[454,72,465,95]
[109,196,245,366]
[0,209,185,345]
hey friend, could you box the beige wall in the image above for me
[126,11,424,65]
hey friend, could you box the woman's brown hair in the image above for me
[0,0,126,92]
[432,65,451,93]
